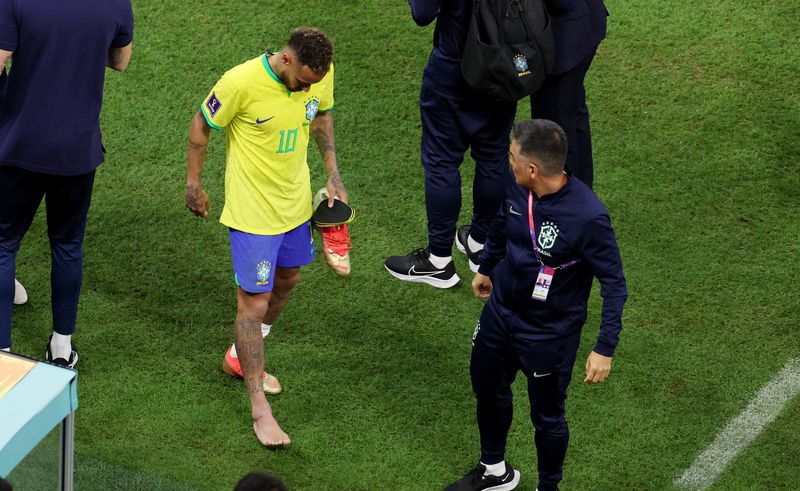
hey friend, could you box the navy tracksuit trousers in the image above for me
[0,166,95,348]
[420,83,516,257]
[471,297,581,491]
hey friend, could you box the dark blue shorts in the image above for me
[229,222,314,293]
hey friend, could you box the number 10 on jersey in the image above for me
[277,129,298,154]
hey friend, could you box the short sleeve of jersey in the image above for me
[318,63,335,112]
[111,0,134,48]
[200,72,241,131]
[0,0,19,52]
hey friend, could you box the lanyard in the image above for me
[527,191,580,270]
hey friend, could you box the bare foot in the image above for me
[253,413,291,447]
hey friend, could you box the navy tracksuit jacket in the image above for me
[478,171,626,354]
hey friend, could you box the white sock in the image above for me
[468,235,484,252]
[50,332,72,359]
[481,460,506,477]
[428,252,451,269]
[229,323,272,358]
[1,347,9,352]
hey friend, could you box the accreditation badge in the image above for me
[531,265,554,302]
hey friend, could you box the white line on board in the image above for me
[675,357,800,490]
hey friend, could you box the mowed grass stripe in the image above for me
[675,358,800,490]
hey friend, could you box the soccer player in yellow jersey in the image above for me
[184,27,346,447]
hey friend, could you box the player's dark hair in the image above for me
[233,472,288,491]
[288,27,333,75]
[512,119,567,176]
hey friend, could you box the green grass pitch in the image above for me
[6,0,800,489]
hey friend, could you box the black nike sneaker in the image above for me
[455,225,482,273]
[384,247,460,288]
[45,334,79,369]
[444,462,521,491]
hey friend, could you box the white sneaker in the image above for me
[13,278,28,305]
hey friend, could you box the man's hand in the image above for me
[325,170,348,206]
[584,351,612,384]
[472,273,493,299]
[185,183,210,218]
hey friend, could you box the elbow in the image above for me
[411,13,435,26]
[408,3,436,26]
[109,60,130,72]
[107,44,132,72]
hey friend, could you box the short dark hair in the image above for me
[233,472,288,491]
[288,27,333,75]
[512,119,567,176]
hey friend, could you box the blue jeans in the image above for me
[0,166,95,348]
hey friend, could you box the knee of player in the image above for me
[473,388,513,407]
[275,267,301,289]
[530,411,568,433]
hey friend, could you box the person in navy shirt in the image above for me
[532,0,608,188]
[0,0,134,366]
[384,0,518,288]
[446,119,626,491]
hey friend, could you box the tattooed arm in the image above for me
[311,111,348,206]
[185,110,212,217]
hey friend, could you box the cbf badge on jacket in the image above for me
[532,265,554,301]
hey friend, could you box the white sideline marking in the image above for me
[674,358,800,490]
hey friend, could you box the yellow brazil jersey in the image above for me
[200,54,334,235]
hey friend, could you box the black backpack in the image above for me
[461,0,555,102]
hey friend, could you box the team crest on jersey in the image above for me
[256,260,272,286]
[206,92,222,116]
[513,54,531,77]
[305,97,320,121]
[538,221,560,250]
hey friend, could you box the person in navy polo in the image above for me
[0,0,134,366]
[384,0,518,288]
[532,0,609,188]
[446,119,627,491]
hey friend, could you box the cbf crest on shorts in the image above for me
[256,260,272,286]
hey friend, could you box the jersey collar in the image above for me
[262,52,293,97]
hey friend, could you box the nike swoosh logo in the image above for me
[533,372,551,378]
[256,116,275,124]
[508,205,522,216]
[408,265,445,276]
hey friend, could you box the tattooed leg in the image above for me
[235,288,291,447]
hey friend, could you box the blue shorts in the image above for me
[230,222,315,293]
